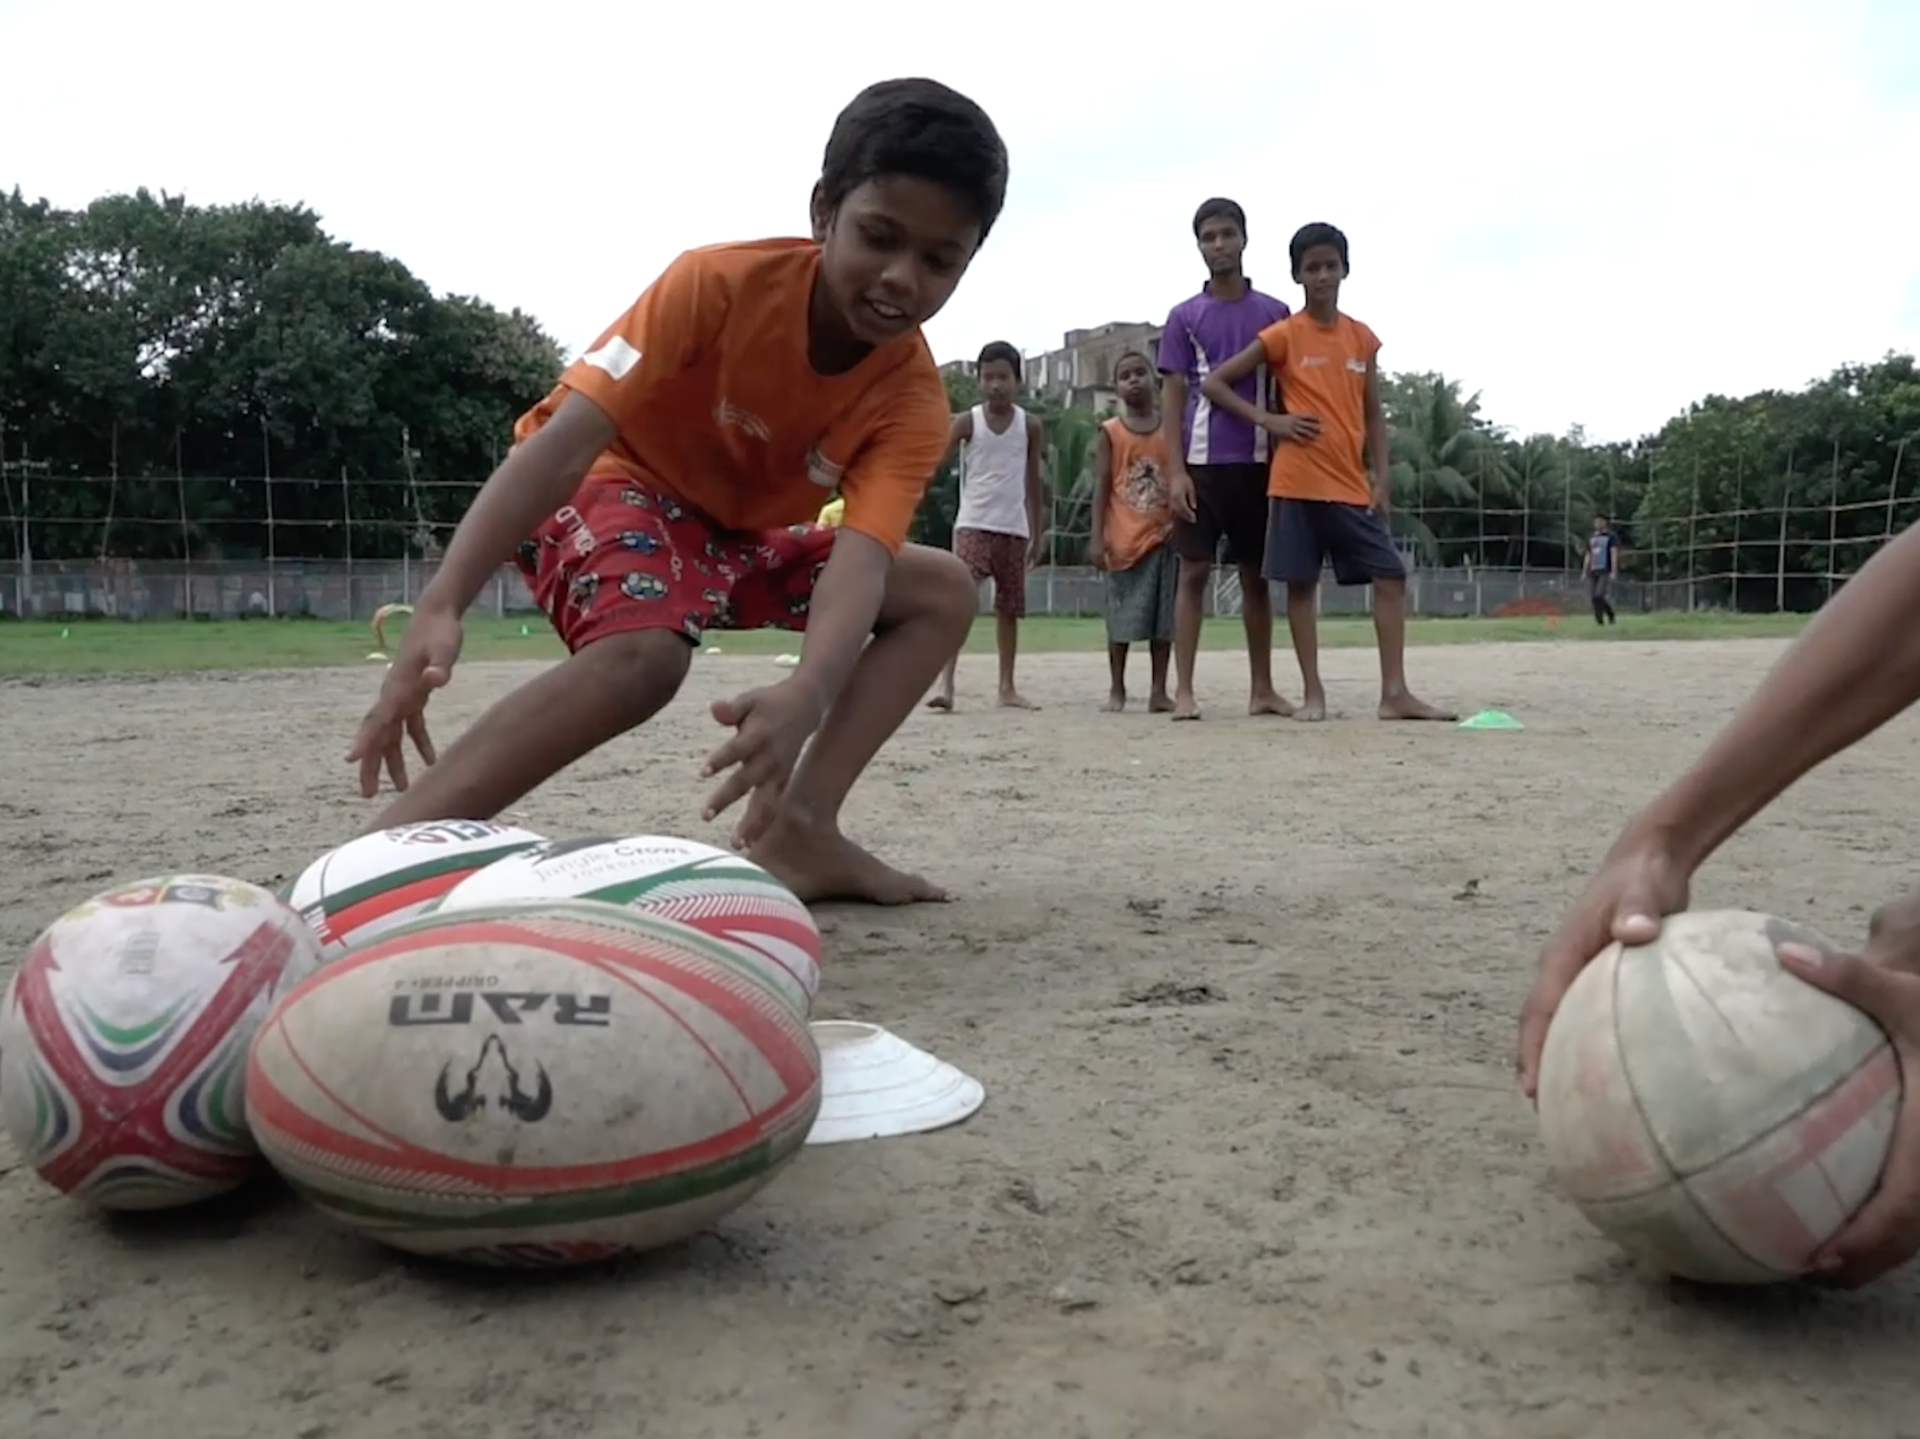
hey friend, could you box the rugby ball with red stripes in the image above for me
[0,874,325,1209]
[245,898,822,1265]
[282,820,547,959]
[432,834,820,1015]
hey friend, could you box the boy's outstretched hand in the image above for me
[702,678,827,848]
[347,606,463,797]
[1778,893,1920,1289]
[1516,830,1692,1098]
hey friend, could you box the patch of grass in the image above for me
[0,609,1811,677]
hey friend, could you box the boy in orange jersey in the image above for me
[1088,350,1175,712]
[1200,222,1454,723]
[345,78,1008,906]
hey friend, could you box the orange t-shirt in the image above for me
[513,238,950,554]
[1258,311,1382,506]
[1099,416,1173,571]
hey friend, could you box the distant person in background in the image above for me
[1157,197,1295,722]
[928,340,1046,712]
[1584,513,1622,625]
[1089,350,1175,713]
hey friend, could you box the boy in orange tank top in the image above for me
[344,79,1008,906]
[1089,350,1175,712]
[1200,223,1454,724]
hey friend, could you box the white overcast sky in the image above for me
[4,0,1916,444]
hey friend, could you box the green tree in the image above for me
[0,188,564,562]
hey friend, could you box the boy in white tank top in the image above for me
[927,340,1047,711]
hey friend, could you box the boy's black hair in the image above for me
[1192,197,1246,238]
[1112,348,1155,376]
[976,340,1022,379]
[819,79,1010,242]
[1289,222,1350,279]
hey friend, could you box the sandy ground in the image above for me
[4,635,1920,1439]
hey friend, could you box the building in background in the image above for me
[938,321,1164,414]
[1024,321,1162,413]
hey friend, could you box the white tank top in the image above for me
[953,404,1031,539]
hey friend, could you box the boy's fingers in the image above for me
[1518,906,1664,1095]
[1812,1100,1920,1287]
[710,690,763,729]
[702,731,754,779]
[384,743,410,795]
[407,713,436,768]
[1777,942,1904,1025]
[731,784,785,851]
[703,758,769,822]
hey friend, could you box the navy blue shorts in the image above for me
[1171,463,1268,569]
[1263,498,1407,587]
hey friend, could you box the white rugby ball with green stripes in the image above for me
[245,898,822,1266]
[432,836,820,1016]
[283,821,548,959]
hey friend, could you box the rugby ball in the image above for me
[433,835,820,1014]
[1538,908,1899,1283]
[0,874,326,1209]
[245,898,822,1265]
[283,819,547,958]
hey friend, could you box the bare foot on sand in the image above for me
[925,692,954,712]
[1171,692,1202,721]
[751,818,948,905]
[1293,695,1328,722]
[1148,691,1175,714]
[1249,689,1297,718]
[999,690,1041,710]
[1378,692,1457,722]
[1101,691,1127,713]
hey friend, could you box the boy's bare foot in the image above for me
[1249,689,1297,718]
[1293,695,1328,722]
[751,816,948,905]
[1378,692,1457,722]
[998,690,1040,710]
[1101,691,1127,713]
[1171,692,1202,721]
[1148,691,1175,713]
[925,692,954,712]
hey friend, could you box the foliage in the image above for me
[0,187,564,561]
[1378,356,1920,609]
[6,186,1918,612]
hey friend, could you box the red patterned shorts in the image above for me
[516,475,837,651]
[953,526,1027,619]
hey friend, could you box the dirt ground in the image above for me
[5,636,1920,1439]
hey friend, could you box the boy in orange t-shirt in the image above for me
[1199,222,1454,723]
[346,78,1009,905]
[1089,349,1175,712]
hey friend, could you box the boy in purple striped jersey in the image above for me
[1157,198,1295,722]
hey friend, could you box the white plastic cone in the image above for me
[804,1021,985,1145]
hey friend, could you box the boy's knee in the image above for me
[1177,559,1211,592]
[575,628,692,712]
[898,547,978,633]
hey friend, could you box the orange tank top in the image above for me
[1100,417,1173,571]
